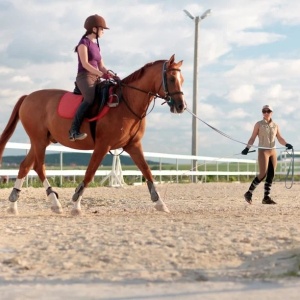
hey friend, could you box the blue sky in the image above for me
[1,0,300,159]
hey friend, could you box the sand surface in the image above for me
[0,182,300,299]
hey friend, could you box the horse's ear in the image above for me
[176,60,183,68]
[169,54,175,65]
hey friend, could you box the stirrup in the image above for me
[107,94,119,108]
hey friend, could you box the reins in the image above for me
[108,92,155,157]
[120,84,156,120]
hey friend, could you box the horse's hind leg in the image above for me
[7,149,34,215]
[7,145,62,214]
[32,145,63,214]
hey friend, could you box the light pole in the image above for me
[183,8,211,183]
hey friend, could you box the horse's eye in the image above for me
[169,77,175,83]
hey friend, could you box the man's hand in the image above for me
[241,147,249,155]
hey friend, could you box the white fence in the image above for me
[0,142,260,186]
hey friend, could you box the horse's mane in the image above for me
[122,60,165,84]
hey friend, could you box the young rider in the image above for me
[69,14,113,141]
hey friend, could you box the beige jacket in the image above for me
[257,119,278,149]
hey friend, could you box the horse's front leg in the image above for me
[125,143,170,213]
[71,182,85,216]
[42,179,62,214]
[71,147,108,216]
[146,180,170,213]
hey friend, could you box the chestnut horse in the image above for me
[0,54,186,215]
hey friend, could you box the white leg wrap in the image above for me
[14,178,25,190]
[49,193,62,213]
[71,195,82,216]
[73,196,82,211]
[43,179,51,189]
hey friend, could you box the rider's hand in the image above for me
[241,147,249,155]
[113,75,121,82]
[102,73,112,80]
[285,143,293,150]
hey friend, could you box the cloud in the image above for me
[11,76,33,83]
[0,0,299,158]
[226,108,249,119]
[265,84,292,100]
[0,67,13,74]
[270,1,300,25]
[227,84,255,103]
[229,31,284,47]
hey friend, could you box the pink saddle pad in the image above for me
[57,92,111,121]
[57,92,83,119]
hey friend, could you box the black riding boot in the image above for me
[69,101,90,141]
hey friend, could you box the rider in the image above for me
[69,14,116,141]
[241,105,293,204]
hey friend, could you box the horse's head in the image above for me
[162,54,186,114]
[121,55,186,115]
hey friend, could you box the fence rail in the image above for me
[0,142,297,186]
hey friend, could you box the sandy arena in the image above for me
[0,182,300,299]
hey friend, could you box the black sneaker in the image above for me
[262,196,276,204]
[244,191,252,204]
[69,131,87,141]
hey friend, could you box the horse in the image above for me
[0,54,186,215]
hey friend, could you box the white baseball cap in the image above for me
[262,105,273,112]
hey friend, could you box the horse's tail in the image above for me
[0,95,27,162]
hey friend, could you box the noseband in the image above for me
[162,61,184,107]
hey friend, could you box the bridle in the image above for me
[161,61,184,107]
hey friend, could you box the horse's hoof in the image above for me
[9,188,20,202]
[71,208,82,216]
[7,207,19,215]
[51,206,63,214]
[154,203,170,213]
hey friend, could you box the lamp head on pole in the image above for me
[183,8,212,21]
[183,9,194,20]
[200,9,211,20]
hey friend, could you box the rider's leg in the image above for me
[69,72,98,141]
[69,101,90,141]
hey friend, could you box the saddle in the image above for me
[57,79,121,121]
